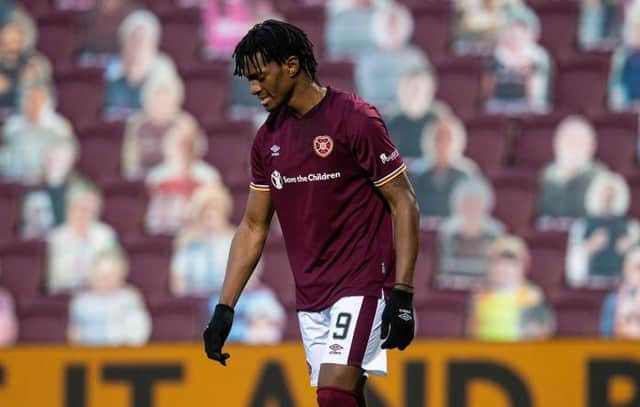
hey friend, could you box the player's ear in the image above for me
[285,56,300,78]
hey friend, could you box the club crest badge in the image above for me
[313,135,334,158]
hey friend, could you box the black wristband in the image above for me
[390,288,413,304]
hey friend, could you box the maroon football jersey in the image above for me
[250,87,406,311]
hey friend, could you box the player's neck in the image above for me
[287,80,327,118]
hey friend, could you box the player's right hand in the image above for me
[203,303,234,366]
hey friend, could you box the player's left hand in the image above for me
[380,288,415,350]
[203,304,234,366]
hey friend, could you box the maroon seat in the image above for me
[435,56,483,117]
[102,180,149,240]
[142,0,182,14]
[591,112,638,173]
[261,236,296,309]
[0,183,22,241]
[554,54,610,114]
[318,60,355,93]
[149,297,203,341]
[281,5,326,58]
[511,113,565,173]
[415,291,467,338]
[54,67,105,130]
[124,239,173,307]
[204,120,253,187]
[180,62,230,125]
[158,8,203,69]
[36,11,81,70]
[525,231,568,298]
[463,115,510,175]
[0,240,46,309]
[627,173,640,219]
[19,0,55,17]
[490,173,538,234]
[530,0,579,61]
[551,290,606,336]
[18,298,69,343]
[76,121,126,183]
[409,1,452,62]
[414,229,437,305]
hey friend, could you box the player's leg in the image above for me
[316,296,386,407]
[316,364,368,406]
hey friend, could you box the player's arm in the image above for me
[378,172,420,291]
[378,172,420,351]
[220,189,275,306]
[203,189,274,365]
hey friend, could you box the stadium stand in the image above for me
[2,0,640,344]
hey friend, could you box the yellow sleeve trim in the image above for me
[374,164,407,188]
[249,184,270,192]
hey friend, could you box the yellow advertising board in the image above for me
[0,340,639,407]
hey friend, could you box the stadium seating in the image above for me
[204,120,253,187]
[409,2,452,63]
[0,240,47,309]
[180,62,231,125]
[124,238,173,307]
[551,291,606,336]
[592,112,639,174]
[76,121,126,184]
[101,180,149,240]
[435,55,483,117]
[553,54,610,114]
[54,67,105,130]
[35,11,80,70]
[525,231,568,298]
[158,8,203,69]
[490,173,538,235]
[464,115,511,175]
[511,113,565,173]
[0,183,22,242]
[5,0,640,344]
[530,0,580,61]
[415,291,467,338]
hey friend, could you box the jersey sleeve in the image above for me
[249,132,270,192]
[351,105,407,188]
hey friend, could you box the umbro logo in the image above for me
[270,145,281,157]
[329,344,343,355]
[398,309,413,322]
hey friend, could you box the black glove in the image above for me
[380,288,415,350]
[203,304,234,366]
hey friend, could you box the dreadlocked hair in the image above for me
[233,19,318,81]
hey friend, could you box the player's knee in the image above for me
[317,387,358,407]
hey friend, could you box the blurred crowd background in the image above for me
[1,0,640,348]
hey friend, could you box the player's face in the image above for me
[244,55,295,112]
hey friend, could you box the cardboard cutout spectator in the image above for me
[467,236,546,341]
[538,116,607,229]
[104,10,177,120]
[411,114,477,222]
[145,116,220,235]
[122,70,195,179]
[437,176,505,290]
[47,182,118,294]
[482,5,551,114]
[567,171,640,288]
[68,249,151,346]
[0,81,74,184]
[171,184,235,296]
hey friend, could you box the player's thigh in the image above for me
[317,296,380,389]
[317,363,364,390]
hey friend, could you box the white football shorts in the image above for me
[297,295,387,387]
